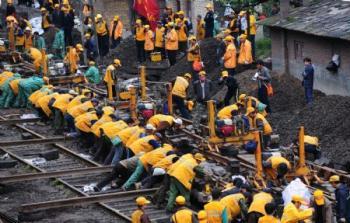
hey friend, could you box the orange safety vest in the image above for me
[64,47,80,73]
[109,20,123,39]
[135,26,145,41]
[153,154,177,170]
[96,20,108,36]
[155,27,165,48]
[131,209,144,223]
[98,120,128,138]
[238,40,253,65]
[223,43,237,69]
[171,208,194,223]
[115,126,141,145]
[248,192,273,215]
[144,30,154,51]
[187,42,200,62]
[103,64,116,84]
[165,28,178,50]
[177,24,187,42]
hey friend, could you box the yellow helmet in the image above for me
[84,33,91,39]
[188,35,196,41]
[221,71,228,77]
[329,175,340,182]
[177,10,184,15]
[43,76,49,83]
[95,14,102,19]
[54,4,59,8]
[239,34,247,39]
[194,153,206,162]
[113,15,120,21]
[199,71,206,76]
[239,94,247,101]
[184,73,192,79]
[144,25,150,29]
[40,7,47,12]
[198,210,207,220]
[314,190,325,205]
[136,196,150,206]
[76,44,84,51]
[175,196,186,205]
[167,22,174,27]
[187,100,194,111]
[291,195,307,205]
[136,19,142,24]
[113,59,121,66]
[88,61,95,66]
[224,35,234,42]
[205,3,213,8]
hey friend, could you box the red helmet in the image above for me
[141,109,154,120]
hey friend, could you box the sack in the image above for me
[266,83,274,97]
[193,60,203,72]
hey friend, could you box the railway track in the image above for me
[0,114,170,222]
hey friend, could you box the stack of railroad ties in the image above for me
[1,74,348,223]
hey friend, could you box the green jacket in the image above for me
[34,36,46,50]
[84,66,100,84]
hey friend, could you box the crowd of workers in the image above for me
[0,0,342,223]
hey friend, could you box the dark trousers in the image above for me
[153,174,170,206]
[167,50,177,66]
[305,144,321,159]
[93,136,111,163]
[155,47,165,58]
[258,85,271,113]
[136,40,145,63]
[141,175,163,189]
[80,132,94,149]
[224,87,238,106]
[227,68,236,76]
[64,114,75,132]
[110,37,121,49]
[98,34,109,57]
[248,35,256,60]
[104,83,117,98]
[247,211,264,223]
[178,41,187,53]
[145,50,153,61]
[64,28,73,46]
[205,28,213,38]
[172,95,191,119]
[305,86,313,104]
[96,163,131,190]
[37,108,50,122]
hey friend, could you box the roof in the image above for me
[260,0,350,41]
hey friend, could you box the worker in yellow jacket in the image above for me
[281,195,313,223]
[144,25,154,61]
[131,196,151,223]
[75,110,99,147]
[223,35,237,76]
[52,91,76,134]
[238,94,267,116]
[104,59,121,100]
[217,104,239,120]
[64,44,84,74]
[220,193,248,221]
[204,188,229,223]
[65,98,99,133]
[0,69,14,87]
[24,27,33,50]
[127,133,162,158]
[258,203,280,223]
[165,22,178,66]
[176,15,188,53]
[36,92,59,123]
[196,15,205,41]
[247,191,273,222]
[27,47,42,73]
[135,19,145,63]
[90,106,116,137]
[95,14,109,58]
[147,114,183,133]
[263,155,291,184]
[166,153,206,212]
[246,107,272,149]
[171,196,197,223]
[109,15,123,49]
[122,144,174,190]
[171,73,192,119]
[155,22,165,57]
[238,34,253,65]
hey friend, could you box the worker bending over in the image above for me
[247,191,273,223]
[257,203,279,223]
[52,90,76,134]
[263,155,290,185]
[281,195,313,223]
[246,107,272,149]
[204,188,228,223]
[147,114,183,134]
[220,192,248,222]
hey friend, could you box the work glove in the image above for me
[339,218,346,222]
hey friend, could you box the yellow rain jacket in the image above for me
[9,79,21,95]
[147,114,174,127]
[281,203,313,223]
[0,71,14,86]
[220,193,245,221]
[98,120,128,139]
[172,76,189,98]
[37,93,59,117]
[258,215,279,223]
[196,19,205,40]
[238,40,252,65]
[217,104,238,120]
[67,95,86,111]
[204,200,227,223]
[75,111,98,133]
[114,126,141,145]
[165,28,178,50]
[96,20,108,36]
[171,208,195,223]
[67,101,94,118]
[248,113,272,135]
[128,135,157,155]
[91,114,114,137]
[168,154,198,190]
[265,156,291,179]
[155,27,165,48]
[153,154,177,170]
[53,94,73,113]
[144,30,154,51]
[223,43,236,69]
[248,192,273,215]
[139,144,173,170]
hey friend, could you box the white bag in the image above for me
[282,178,311,207]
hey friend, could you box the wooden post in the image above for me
[129,86,137,121]
[255,131,263,179]
[41,48,48,77]
[8,25,15,51]
[140,66,146,101]
[167,83,173,115]
[207,100,216,139]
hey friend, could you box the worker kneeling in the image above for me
[263,155,290,186]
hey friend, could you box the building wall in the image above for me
[271,28,350,96]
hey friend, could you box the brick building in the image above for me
[94,0,213,36]
[262,0,350,96]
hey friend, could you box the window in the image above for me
[294,41,304,60]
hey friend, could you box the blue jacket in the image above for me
[335,183,350,221]
[302,64,314,88]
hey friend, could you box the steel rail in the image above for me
[0,166,113,183]
[0,136,74,147]
[20,188,158,213]
[0,118,41,125]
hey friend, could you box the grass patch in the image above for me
[256,38,271,59]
